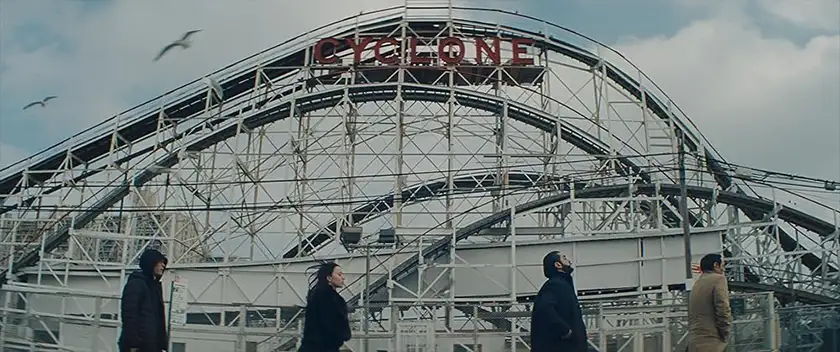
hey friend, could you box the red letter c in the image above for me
[314,38,340,64]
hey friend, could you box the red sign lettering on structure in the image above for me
[313,36,536,66]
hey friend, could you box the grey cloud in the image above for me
[759,0,840,32]
[613,14,840,189]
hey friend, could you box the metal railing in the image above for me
[778,303,840,351]
[4,286,840,352]
[585,292,777,352]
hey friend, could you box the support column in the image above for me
[237,304,246,352]
[91,297,102,352]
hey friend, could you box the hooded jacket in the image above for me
[529,253,588,352]
[118,249,169,352]
[299,284,351,352]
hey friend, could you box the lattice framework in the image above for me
[0,3,838,352]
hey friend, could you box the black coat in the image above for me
[530,272,588,352]
[118,250,168,352]
[299,285,351,352]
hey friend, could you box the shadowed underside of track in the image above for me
[0,12,835,311]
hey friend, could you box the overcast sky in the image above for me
[0,0,838,206]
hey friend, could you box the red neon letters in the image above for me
[313,37,535,65]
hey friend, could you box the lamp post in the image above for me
[363,243,370,352]
[678,130,693,293]
[341,227,398,352]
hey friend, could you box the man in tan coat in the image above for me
[688,253,732,352]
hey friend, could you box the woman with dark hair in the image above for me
[299,262,351,352]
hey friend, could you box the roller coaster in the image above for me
[0,2,838,351]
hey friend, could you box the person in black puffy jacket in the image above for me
[118,249,169,352]
[299,262,351,352]
[530,251,589,352]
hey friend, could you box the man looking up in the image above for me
[530,251,588,352]
[118,248,169,352]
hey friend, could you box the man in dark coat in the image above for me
[530,251,588,352]
[118,249,169,352]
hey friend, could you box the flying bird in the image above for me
[22,96,58,110]
[153,30,202,62]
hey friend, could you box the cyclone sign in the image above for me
[313,36,536,66]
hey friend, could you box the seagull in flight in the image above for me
[22,96,58,110]
[153,30,202,62]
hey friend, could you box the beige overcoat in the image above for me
[687,272,732,352]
